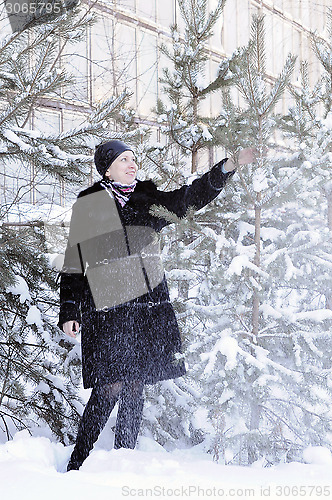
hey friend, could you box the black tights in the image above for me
[67,379,144,470]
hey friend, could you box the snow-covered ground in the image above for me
[1,430,331,500]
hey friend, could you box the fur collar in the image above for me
[77,179,157,199]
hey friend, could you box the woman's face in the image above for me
[105,151,138,184]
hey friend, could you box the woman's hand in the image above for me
[63,320,80,338]
[224,147,257,172]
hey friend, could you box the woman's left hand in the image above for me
[224,148,257,172]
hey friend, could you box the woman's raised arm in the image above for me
[154,148,256,218]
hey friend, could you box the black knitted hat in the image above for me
[94,140,133,177]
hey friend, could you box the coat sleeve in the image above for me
[58,201,84,329]
[155,158,235,218]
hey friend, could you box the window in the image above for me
[273,16,284,75]
[291,28,301,85]
[210,11,224,50]
[273,0,283,11]
[157,0,175,26]
[222,0,238,54]
[137,0,156,21]
[114,22,137,107]
[90,16,117,101]
[301,0,310,28]
[117,0,136,12]
[137,31,158,116]
[237,0,250,46]
[62,35,89,102]
[265,14,274,75]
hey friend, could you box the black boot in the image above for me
[114,380,144,450]
[67,384,120,471]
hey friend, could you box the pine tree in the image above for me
[187,14,332,465]
[0,5,137,442]
[249,8,332,461]
[279,8,332,308]
[156,0,235,173]
[142,0,244,450]
[145,11,332,466]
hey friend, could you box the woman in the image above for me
[59,140,254,471]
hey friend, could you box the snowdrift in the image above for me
[0,431,331,500]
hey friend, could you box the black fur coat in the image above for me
[59,159,233,388]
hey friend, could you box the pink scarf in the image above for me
[102,179,137,207]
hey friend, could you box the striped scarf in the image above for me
[102,179,137,207]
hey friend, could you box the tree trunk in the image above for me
[182,92,199,296]
[252,193,261,339]
[192,148,198,174]
[191,94,198,173]
[248,193,262,463]
[324,182,332,309]
[325,183,332,232]
[248,400,261,464]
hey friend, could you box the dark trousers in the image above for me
[67,379,144,471]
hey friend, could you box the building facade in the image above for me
[0,0,330,205]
